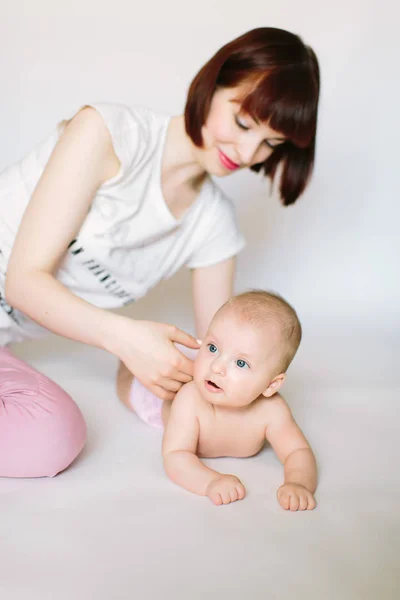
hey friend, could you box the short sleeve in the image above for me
[57,102,147,187]
[186,191,246,269]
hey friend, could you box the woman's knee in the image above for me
[0,351,87,478]
[38,382,87,477]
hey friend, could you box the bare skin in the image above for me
[117,361,174,425]
[117,309,318,511]
[118,372,316,511]
[118,363,272,458]
[5,85,284,401]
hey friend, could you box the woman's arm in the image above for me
[5,107,120,348]
[191,257,235,339]
[5,108,199,397]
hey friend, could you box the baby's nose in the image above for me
[211,357,226,375]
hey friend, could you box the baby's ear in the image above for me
[262,373,286,398]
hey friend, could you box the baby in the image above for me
[123,290,317,511]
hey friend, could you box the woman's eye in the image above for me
[264,139,285,150]
[236,359,249,369]
[235,116,249,131]
[207,344,218,354]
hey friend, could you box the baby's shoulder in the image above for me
[171,381,203,414]
[257,393,293,424]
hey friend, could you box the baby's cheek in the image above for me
[193,356,204,384]
[227,372,253,403]
[228,368,242,384]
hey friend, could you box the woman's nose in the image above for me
[238,136,267,166]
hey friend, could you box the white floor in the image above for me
[0,333,399,600]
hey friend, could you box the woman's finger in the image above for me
[171,352,195,377]
[169,327,200,351]
[151,384,175,402]
[169,369,193,384]
[148,373,191,400]
[156,377,184,393]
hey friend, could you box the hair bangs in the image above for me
[185,28,320,204]
[239,68,318,148]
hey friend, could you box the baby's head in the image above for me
[194,290,302,408]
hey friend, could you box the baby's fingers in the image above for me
[236,483,246,500]
[277,490,290,510]
[306,493,317,510]
[294,492,317,511]
[228,488,239,503]
[299,494,309,510]
[209,492,223,506]
[289,494,300,511]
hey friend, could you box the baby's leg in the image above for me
[116,359,134,410]
[116,361,171,429]
[0,348,87,478]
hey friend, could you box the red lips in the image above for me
[218,149,240,171]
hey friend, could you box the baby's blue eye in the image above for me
[236,359,249,369]
[208,344,218,354]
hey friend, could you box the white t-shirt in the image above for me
[0,103,245,345]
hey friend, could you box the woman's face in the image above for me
[198,86,286,176]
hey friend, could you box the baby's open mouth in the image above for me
[207,380,220,390]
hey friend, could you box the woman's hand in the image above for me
[109,317,201,400]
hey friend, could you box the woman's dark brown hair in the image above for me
[185,27,320,205]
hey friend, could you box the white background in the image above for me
[1,0,399,381]
[1,3,400,599]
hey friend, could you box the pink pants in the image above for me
[0,347,86,478]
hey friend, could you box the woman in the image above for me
[0,27,319,477]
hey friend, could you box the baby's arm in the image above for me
[162,384,245,505]
[264,396,317,511]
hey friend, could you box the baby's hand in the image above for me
[206,474,246,506]
[277,483,316,511]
